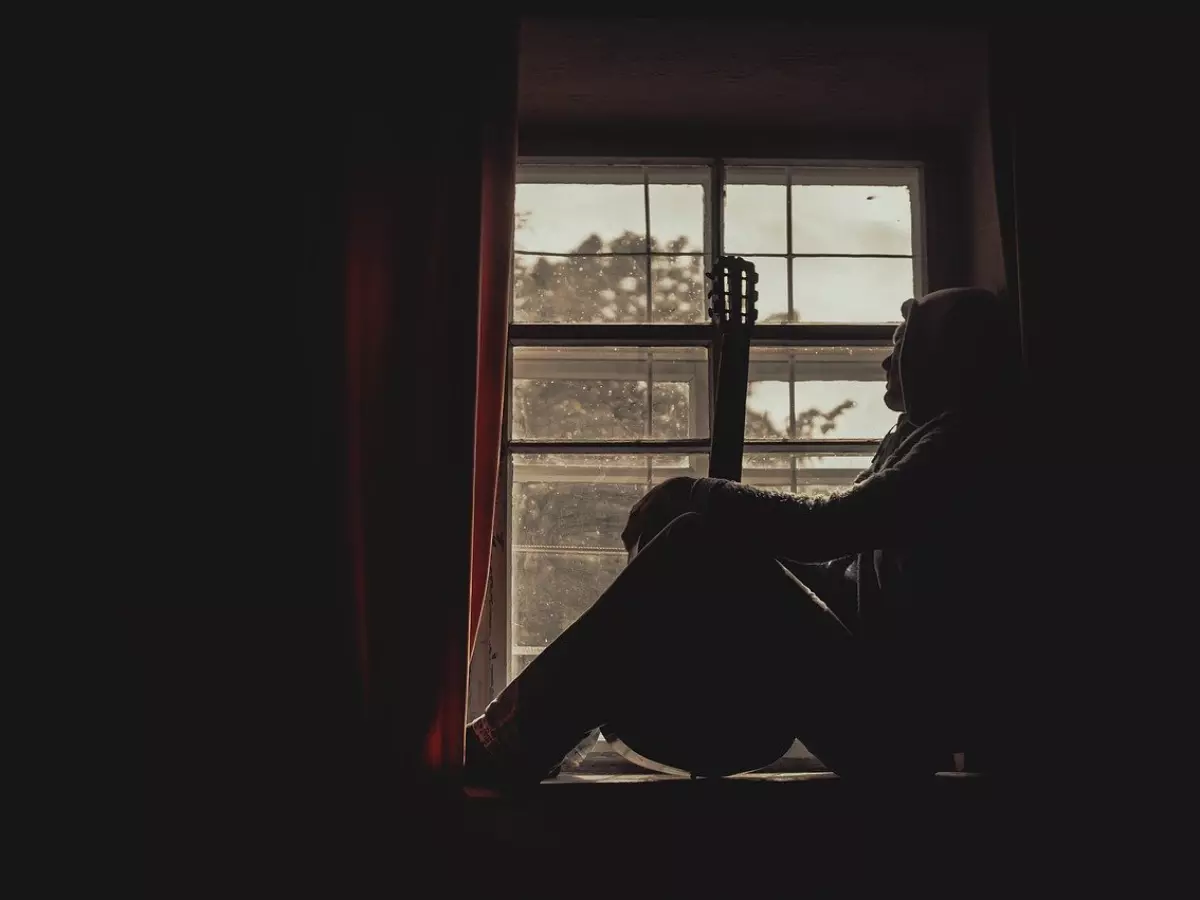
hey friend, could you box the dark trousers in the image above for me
[471,512,948,781]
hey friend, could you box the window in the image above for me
[481,160,924,707]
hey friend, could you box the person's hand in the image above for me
[621,476,697,559]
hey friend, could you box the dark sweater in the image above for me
[689,408,1007,640]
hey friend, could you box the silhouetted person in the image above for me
[467,287,1024,786]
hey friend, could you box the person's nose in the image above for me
[882,353,892,373]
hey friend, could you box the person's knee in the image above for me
[661,510,706,536]
[641,510,709,553]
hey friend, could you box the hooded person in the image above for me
[673,287,1025,772]
[466,288,1025,786]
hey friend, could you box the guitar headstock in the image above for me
[706,256,759,332]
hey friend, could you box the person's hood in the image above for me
[898,287,1020,425]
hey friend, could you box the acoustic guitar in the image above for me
[601,257,797,777]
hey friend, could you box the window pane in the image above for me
[649,182,704,254]
[792,184,912,255]
[511,546,629,651]
[515,180,645,254]
[792,257,912,323]
[511,454,706,655]
[740,256,788,324]
[742,453,873,495]
[793,381,893,440]
[745,379,790,440]
[724,183,786,254]
[745,347,894,441]
[511,347,709,441]
[514,253,647,324]
[650,254,706,324]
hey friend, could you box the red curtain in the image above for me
[344,18,518,777]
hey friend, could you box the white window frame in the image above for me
[475,158,927,712]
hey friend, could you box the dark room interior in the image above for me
[146,12,1174,896]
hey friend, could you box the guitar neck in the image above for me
[708,329,751,481]
[705,256,757,483]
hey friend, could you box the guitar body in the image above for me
[602,257,796,777]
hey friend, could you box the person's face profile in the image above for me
[882,301,909,413]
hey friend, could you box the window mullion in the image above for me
[503,452,514,687]
[643,167,652,325]
[786,166,795,323]
[788,350,798,493]
[643,169,655,443]
[711,158,725,258]
[646,351,655,440]
[787,352,797,440]
[708,159,725,441]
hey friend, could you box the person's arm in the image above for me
[621,475,698,559]
[688,422,978,561]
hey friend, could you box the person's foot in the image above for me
[463,722,555,793]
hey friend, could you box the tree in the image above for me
[511,230,858,648]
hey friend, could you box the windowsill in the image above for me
[464,767,983,802]
[464,744,981,797]
[551,743,832,783]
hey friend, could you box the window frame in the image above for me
[479,157,927,704]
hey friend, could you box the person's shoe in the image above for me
[463,723,551,794]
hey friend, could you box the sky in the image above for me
[746,379,894,439]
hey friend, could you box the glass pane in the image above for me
[792,257,912,323]
[511,545,629,651]
[515,180,645,254]
[792,184,912,255]
[511,454,706,655]
[511,347,709,441]
[650,254,706,323]
[649,183,704,254]
[725,183,786,254]
[514,253,647,324]
[740,256,788,324]
[745,347,895,441]
[794,381,894,440]
[742,453,873,495]
[745,379,790,440]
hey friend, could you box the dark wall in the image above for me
[966,91,1006,293]
[152,27,519,891]
[519,18,988,132]
[148,48,367,896]
[985,23,1178,791]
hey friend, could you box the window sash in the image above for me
[514,160,924,322]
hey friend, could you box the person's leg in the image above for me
[600,552,856,778]
[774,565,949,778]
[784,627,953,779]
[467,511,854,783]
